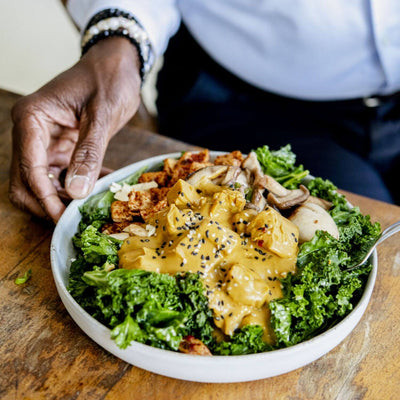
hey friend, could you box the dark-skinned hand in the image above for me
[9,37,142,222]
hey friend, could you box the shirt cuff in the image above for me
[67,0,181,56]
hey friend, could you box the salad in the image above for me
[68,145,380,355]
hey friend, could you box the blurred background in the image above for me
[0,0,80,95]
[0,0,158,114]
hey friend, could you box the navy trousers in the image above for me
[156,25,400,204]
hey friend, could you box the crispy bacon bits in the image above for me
[178,335,212,356]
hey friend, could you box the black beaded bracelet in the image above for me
[81,8,154,83]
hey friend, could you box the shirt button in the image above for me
[363,97,381,107]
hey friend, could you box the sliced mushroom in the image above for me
[306,195,333,211]
[251,187,267,211]
[186,165,249,190]
[267,184,310,210]
[257,174,288,197]
[220,166,242,186]
[241,152,264,183]
[289,201,339,243]
[186,165,228,186]
[241,152,310,210]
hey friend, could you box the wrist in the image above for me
[81,36,142,93]
[81,8,155,84]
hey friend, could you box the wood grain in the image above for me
[0,88,399,400]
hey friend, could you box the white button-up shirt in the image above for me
[68,0,400,100]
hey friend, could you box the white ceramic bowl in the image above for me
[50,152,377,383]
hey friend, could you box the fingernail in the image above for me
[67,175,91,198]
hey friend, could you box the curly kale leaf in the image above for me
[254,144,309,189]
[305,177,347,207]
[270,228,374,347]
[72,225,122,265]
[213,325,273,355]
[79,269,215,351]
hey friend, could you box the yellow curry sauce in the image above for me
[118,178,299,344]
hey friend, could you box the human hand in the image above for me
[9,37,142,222]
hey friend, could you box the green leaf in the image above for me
[254,144,309,189]
[213,325,273,355]
[15,269,32,285]
[73,225,122,265]
[70,269,215,351]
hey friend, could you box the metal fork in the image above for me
[345,220,400,270]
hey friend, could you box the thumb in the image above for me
[65,112,110,199]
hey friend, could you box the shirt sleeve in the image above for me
[67,0,181,56]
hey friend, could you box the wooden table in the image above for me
[1,88,399,400]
